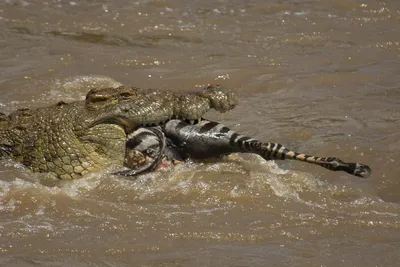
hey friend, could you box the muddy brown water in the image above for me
[1,0,400,266]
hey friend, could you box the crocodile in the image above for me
[0,85,237,179]
[121,119,371,178]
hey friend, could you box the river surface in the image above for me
[0,0,399,266]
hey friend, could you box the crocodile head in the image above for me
[83,85,238,132]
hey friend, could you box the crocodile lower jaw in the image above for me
[89,116,198,133]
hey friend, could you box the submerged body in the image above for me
[124,120,371,178]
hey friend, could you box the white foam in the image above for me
[58,172,102,197]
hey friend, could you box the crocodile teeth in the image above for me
[140,116,202,127]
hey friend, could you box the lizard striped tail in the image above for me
[241,141,371,178]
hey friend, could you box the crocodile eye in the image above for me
[119,92,132,98]
[89,95,109,102]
